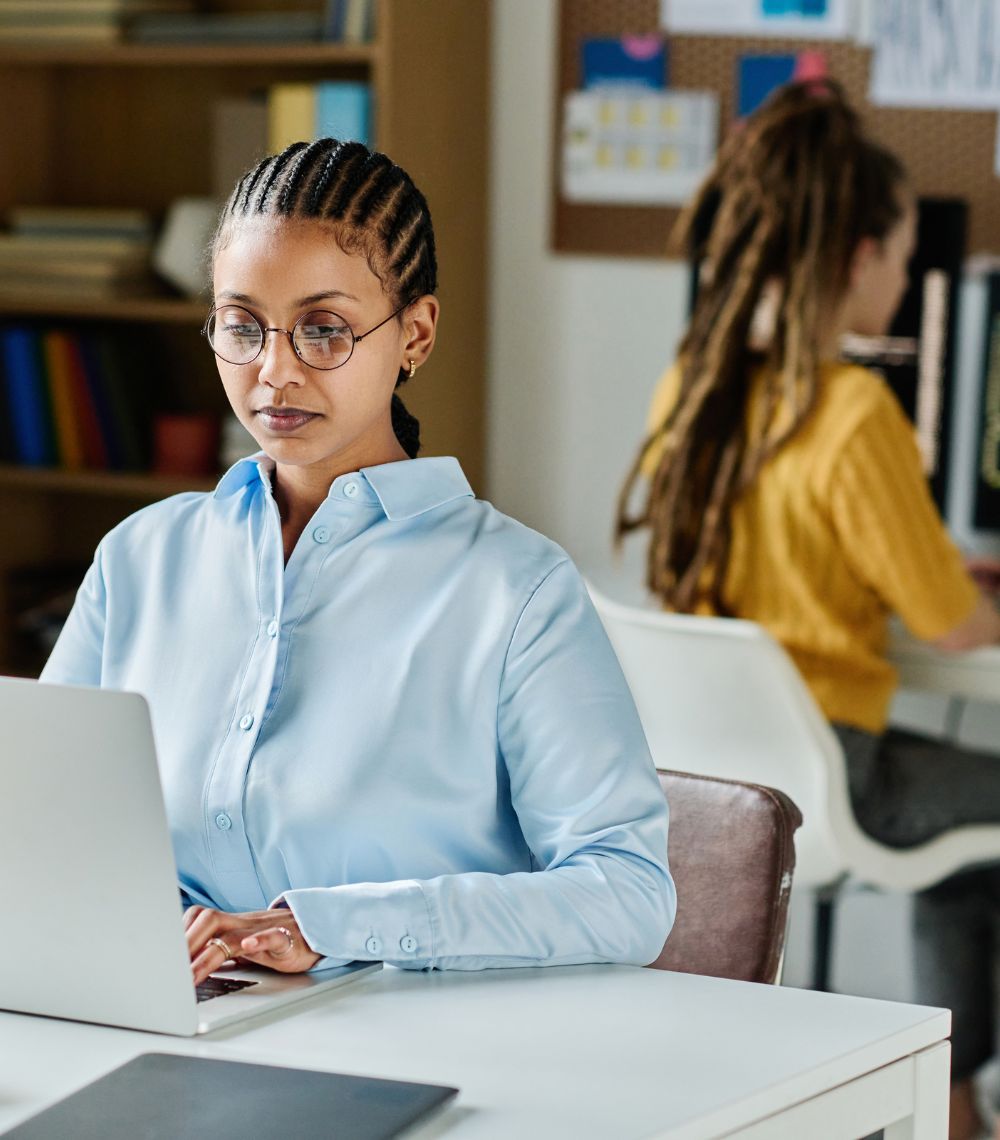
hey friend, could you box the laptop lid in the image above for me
[0,678,377,1036]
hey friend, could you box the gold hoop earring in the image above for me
[407,359,417,379]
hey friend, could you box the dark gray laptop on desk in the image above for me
[0,676,379,1036]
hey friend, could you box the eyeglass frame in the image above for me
[201,298,415,371]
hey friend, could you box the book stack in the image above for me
[129,9,323,44]
[0,206,156,300]
[323,0,375,43]
[0,0,194,44]
[268,81,371,153]
[0,326,154,471]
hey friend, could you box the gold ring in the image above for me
[207,936,235,961]
[270,926,295,959]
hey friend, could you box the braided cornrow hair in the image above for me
[213,137,438,458]
[615,79,906,612]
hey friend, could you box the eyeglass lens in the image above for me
[207,306,355,369]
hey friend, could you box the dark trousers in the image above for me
[835,723,1000,1082]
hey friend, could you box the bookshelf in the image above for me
[0,296,206,322]
[0,0,490,676]
[0,42,376,66]
[0,42,377,66]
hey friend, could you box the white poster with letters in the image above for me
[870,0,1000,108]
[661,0,851,40]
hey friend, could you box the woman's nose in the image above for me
[256,329,304,388]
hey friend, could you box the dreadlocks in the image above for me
[616,79,906,611]
[213,138,438,458]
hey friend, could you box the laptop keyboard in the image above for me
[195,975,258,1003]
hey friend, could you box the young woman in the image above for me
[617,79,1000,1140]
[42,139,674,985]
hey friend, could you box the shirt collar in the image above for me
[213,452,274,499]
[360,457,474,520]
[213,453,474,521]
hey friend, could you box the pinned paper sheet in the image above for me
[738,50,828,116]
[870,0,1000,108]
[562,89,718,205]
[581,35,668,89]
[661,0,850,39]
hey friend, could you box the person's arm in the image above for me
[828,388,985,654]
[932,592,1000,652]
[277,560,676,972]
[39,545,108,686]
[965,555,1000,596]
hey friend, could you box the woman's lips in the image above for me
[255,407,319,432]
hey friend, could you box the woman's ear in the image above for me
[402,295,439,371]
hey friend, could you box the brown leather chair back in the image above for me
[649,769,803,985]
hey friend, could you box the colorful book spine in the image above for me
[94,332,150,471]
[0,325,161,472]
[0,341,14,464]
[322,0,346,41]
[43,330,86,470]
[1,327,54,467]
[343,0,372,43]
[267,83,316,153]
[59,330,108,469]
[316,81,370,146]
[77,331,127,470]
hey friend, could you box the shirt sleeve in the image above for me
[280,559,676,971]
[827,388,979,641]
[39,545,108,687]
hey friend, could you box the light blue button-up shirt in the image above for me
[42,455,675,970]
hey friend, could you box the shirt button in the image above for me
[267,619,279,638]
[364,936,381,956]
[215,812,232,831]
[312,526,331,544]
[239,713,254,731]
[344,481,359,498]
[400,935,417,954]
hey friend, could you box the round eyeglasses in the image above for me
[202,300,411,370]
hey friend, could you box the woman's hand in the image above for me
[966,555,1000,597]
[184,905,321,986]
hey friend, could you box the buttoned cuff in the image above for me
[278,880,435,968]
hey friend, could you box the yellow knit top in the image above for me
[645,360,979,733]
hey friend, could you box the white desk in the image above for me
[0,964,949,1139]
[889,624,1000,704]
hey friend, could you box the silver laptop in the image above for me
[0,676,379,1036]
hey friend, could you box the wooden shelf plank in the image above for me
[0,294,207,323]
[0,466,215,498]
[0,42,376,67]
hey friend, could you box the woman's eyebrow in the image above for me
[298,290,361,306]
[215,289,361,306]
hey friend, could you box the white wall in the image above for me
[487,0,688,569]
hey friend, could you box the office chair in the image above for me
[589,583,1000,990]
[651,769,802,985]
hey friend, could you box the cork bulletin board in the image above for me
[554,0,1000,258]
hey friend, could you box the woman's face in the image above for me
[846,195,917,338]
[211,218,433,479]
